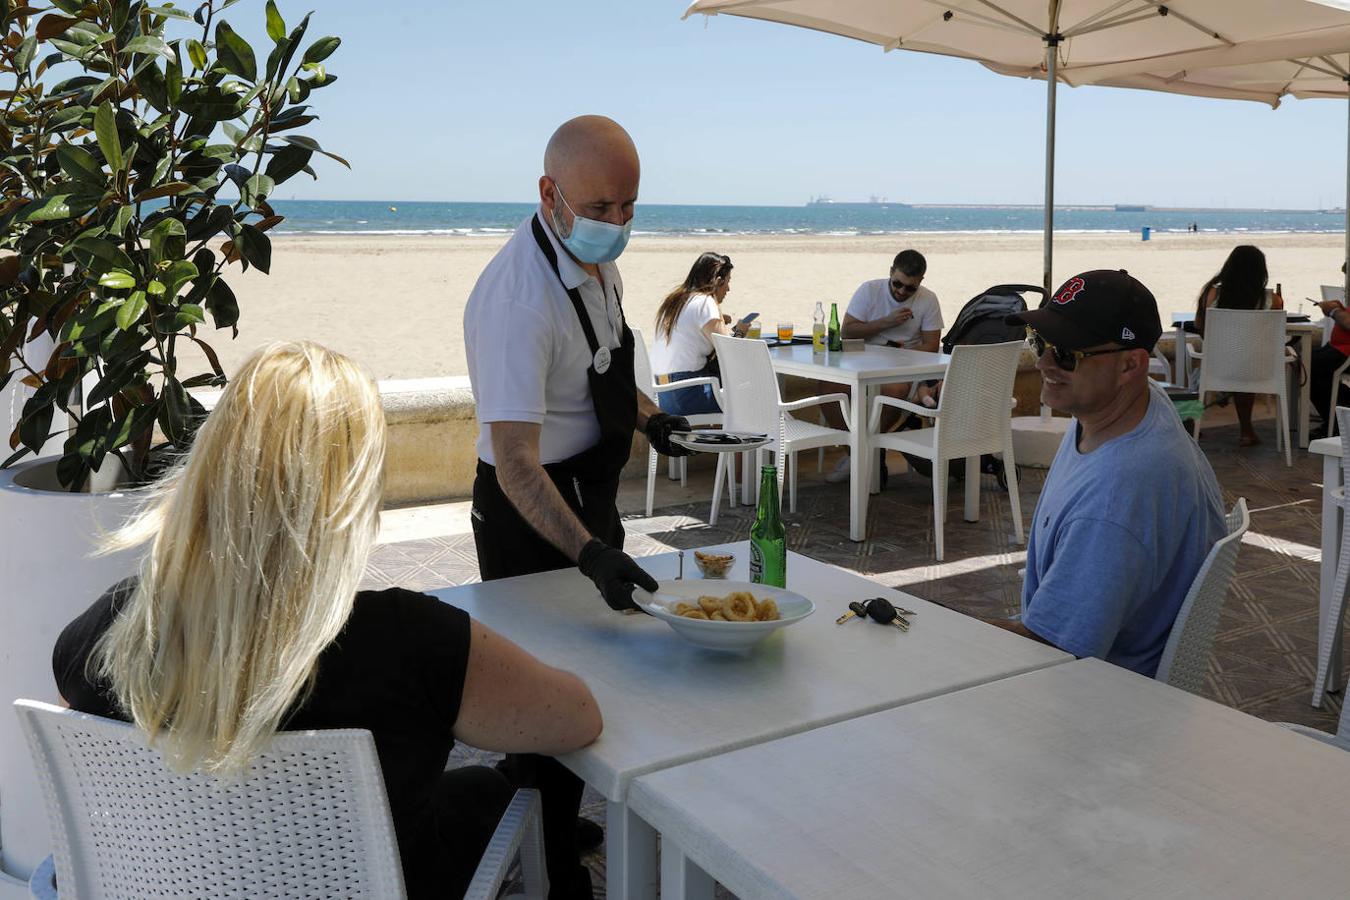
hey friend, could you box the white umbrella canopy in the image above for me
[1092,54,1350,294]
[683,0,1350,290]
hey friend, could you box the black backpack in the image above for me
[940,283,1045,353]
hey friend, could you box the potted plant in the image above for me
[0,0,345,887]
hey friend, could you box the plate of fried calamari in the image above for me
[634,580,814,651]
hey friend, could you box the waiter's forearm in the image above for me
[496,457,594,561]
[636,392,661,430]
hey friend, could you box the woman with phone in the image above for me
[650,251,745,415]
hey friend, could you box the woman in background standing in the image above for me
[650,252,739,416]
[1194,244,1284,446]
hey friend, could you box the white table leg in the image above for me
[1299,332,1312,450]
[1317,453,1344,707]
[659,840,716,900]
[607,799,658,900]
[1174,323,1189,389]
[964,455,980,522]
[849,380,868,542]
[868,384,882,496]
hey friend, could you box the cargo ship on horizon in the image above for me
[807,195,912,208]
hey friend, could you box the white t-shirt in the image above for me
[650,293,720,375]
[464,211,625,466]
[844,279,943,348]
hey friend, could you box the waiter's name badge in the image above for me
[594,346,611,374]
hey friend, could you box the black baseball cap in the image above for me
[1007,270,1162,352]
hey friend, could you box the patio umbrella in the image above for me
[1089,55,1350,297]
[682,0,1350,292]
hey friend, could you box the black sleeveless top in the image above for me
[53,581,472,896]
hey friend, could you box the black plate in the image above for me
[766,336,816,347]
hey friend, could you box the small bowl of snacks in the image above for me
[634,580,815,652]
[693,549,734,579]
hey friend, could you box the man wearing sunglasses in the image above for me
[822,249,943,484]
[989,270,1225,678]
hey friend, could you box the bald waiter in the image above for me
[463,116,690,898]
[464,115,689,604]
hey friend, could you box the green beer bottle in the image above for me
[827,302,842,352]
[749,465,787,587]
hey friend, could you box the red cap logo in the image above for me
[1052,277,1086,306]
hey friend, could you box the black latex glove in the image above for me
[577,539,658,611]
[645,412,694,458]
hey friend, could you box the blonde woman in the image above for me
[52,342,603,899]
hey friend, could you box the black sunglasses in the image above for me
[889,279,919,294]
[1026,327,1131,372]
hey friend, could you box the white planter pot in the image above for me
[0,333,67,461]
[0,457,140,888]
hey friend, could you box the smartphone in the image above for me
[737,312,760,326]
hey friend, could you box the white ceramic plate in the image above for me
[669,430,771,453]
[634,580,814,652]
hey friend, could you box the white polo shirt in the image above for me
[464,211,625,466]
[845,279,943,348]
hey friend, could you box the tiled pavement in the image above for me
[362,415,1345,896]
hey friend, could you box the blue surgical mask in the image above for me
[550,183,632,264]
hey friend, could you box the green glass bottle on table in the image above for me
[749,465,787,588]
[827,302,842,352]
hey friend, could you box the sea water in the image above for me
[264,200,1347,237]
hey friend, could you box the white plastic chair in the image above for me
[631,328,731,517]
[1311,406,1350,709]
[14,699,547,900]
[1189,308,1294,466]
[710,333,850,516]
[1280,699,1350,752]
[1153,497,1250,695]
[868,340,1025,561]
[1323,361,1350,440]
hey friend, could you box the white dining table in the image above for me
[768,343,950,541]
[1310,435,1345,707]
[431,542,1070,899]
[630,658,1350,900]
[1169,312,1320,449]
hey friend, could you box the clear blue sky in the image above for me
[226,0,1347,209]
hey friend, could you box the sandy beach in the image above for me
[183,230,1347,381]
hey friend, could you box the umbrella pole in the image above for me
[1043,37,1059,296]
[1344,85,1349,300]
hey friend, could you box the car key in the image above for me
[865,597,910,631]
[835,600,870,625]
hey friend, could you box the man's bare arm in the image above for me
[917,329,941,354]
[491,421,593,560]
[842,311,907,339]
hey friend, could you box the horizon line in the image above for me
[267,199,1342,214]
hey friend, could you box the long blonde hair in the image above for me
[94,341,387,776]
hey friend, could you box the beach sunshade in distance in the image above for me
[682,0,1350,292]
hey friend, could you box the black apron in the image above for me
[471,215,639,581]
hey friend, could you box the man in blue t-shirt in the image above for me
[991,270,1226,677]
